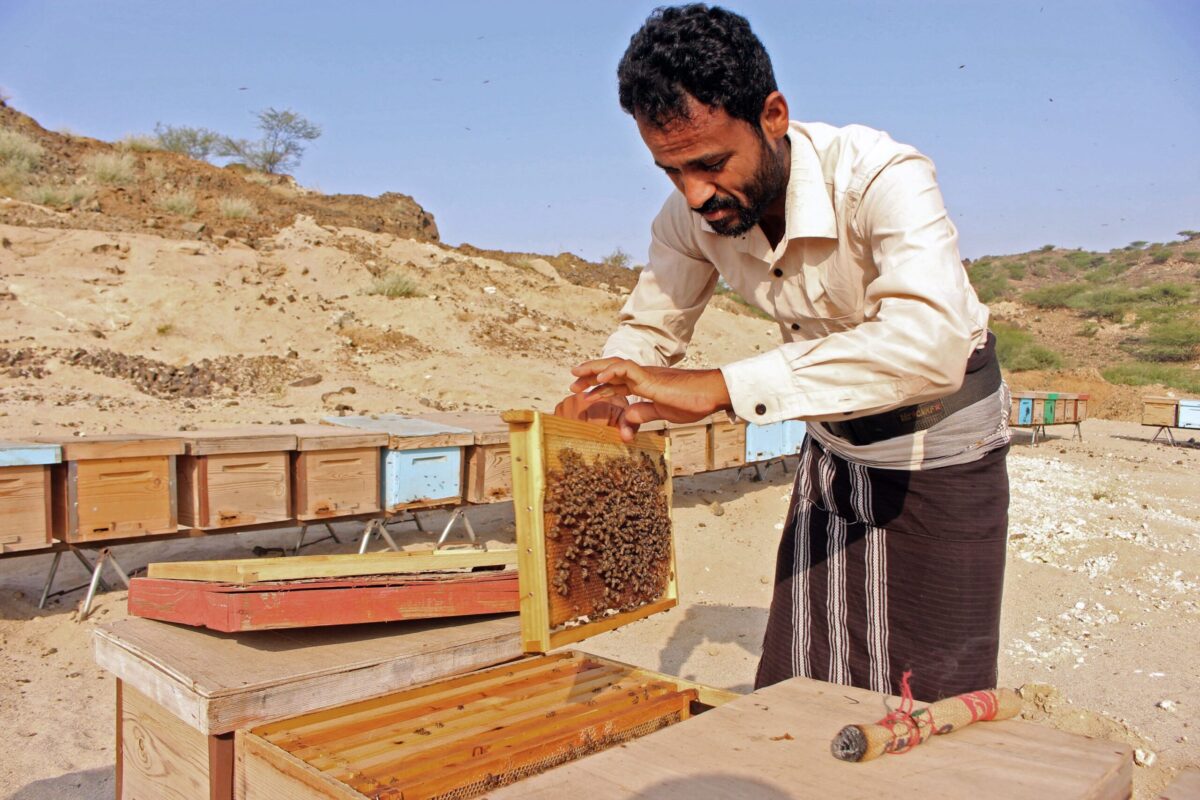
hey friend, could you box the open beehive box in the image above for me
[502,409,677,653]
[231,410,711,800]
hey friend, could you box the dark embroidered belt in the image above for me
[821,332,1001,447]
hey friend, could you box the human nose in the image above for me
[680,172,715,210]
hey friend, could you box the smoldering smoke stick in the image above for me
[831,672,1023,763]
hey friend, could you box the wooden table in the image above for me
[492,675,1132,799]
[93,614,521,799]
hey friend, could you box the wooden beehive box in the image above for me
[663,418,709,476]
[1142,397,1179,427]
[418,411,514,503]
[708,416,746,470]
[324,415,474,513]
[0,441,61,553]
[34,435,183,543]
[290,426,386,520]
[235,651,731,800]
[1077,394,1090,420]
[175,428,296,529]
[503,410,677,654]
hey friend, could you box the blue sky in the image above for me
[1,1,1197,262]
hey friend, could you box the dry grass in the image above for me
[0,128,44,193]
[84,152,136,185]
[156,189,196,217]
[22,184,91,209]
[217,196,256,219]
[367,273,420,298]
[118,134,160,152]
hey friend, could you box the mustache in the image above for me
[692,195,744,215]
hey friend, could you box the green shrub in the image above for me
[22,184,91,208]
[1024,283,1085,308]
[156,189,196,216]
[1181,250,1200,264]
[1077,321,1099,338]
[967,261,1009,302]
[1066,287,1139,321]
[154,124,221,159]
[368,273,420,298]
[1005,261,1027,280]
[217,196,256,219]
[1103,363,1200,394]
[993,322,1063,371]
[1148,248,1171,265]
[85,152,136,185]
[1132,320,1200,362]
[1039,244,1055,253]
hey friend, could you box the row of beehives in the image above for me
[1008,391,1090,426]
[0,413,808,555]
[1141,396,1200,429]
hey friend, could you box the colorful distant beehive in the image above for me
[35,435,183,543]
[0,441,61,553]
[176,429,296,529]
[746,419,807,462]
[289,425,386,520]
[323,416,473,512]
[1010,391,1089,426]
[1179,400,1200,430]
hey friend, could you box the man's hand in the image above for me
[568,357,732,441]
[553,390,629,430]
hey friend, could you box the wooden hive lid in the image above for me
[0,440,62,467]
[1143,395,1179,403]
[175,427,299,456]
[414,411,511,445]
[321,414,474,450]
[284,424,388,451]
[29,433,184,461]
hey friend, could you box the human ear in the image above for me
[759,91,790,140]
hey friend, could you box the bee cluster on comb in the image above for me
[543,448,672,621]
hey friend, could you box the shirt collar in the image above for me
[697,123,838,244]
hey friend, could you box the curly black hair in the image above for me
[618,4,778,128]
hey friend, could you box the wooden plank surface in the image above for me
[127,571,519,631]
[416,411,511,445]
[121,683,213,800]
[321,415,474,450]
[286,424,387,452]
[147,547,518,584]
[92,615,523,734]
[30,434,185,461]
[492,675,1132,799]
[175,428,298,456]
[0,440,61,467]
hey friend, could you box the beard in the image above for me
[693,136,789,237]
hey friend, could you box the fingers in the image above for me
[622,401,665,427]
[570,357,621,378]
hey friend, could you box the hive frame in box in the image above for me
[502,410,677,654]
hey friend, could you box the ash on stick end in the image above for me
[831,724,868,762]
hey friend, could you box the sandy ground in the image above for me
[0,419,1196,799]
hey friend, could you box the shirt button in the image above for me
[755,403,767,415]
[790,323,799,330]
[772,268,783,277]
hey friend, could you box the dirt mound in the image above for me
[0,105,438,244]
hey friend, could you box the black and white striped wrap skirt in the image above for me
[755,434,1010,701]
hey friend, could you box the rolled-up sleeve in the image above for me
[602,197,719,367]
[721,155,980,424]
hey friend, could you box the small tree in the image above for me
[1178,229,1200,242]
[601,247,631,269]
[220,108,321,174]
[155,124,221,160]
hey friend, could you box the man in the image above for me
[556,4,1011,701]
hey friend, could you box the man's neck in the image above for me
[759,137,790,249]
